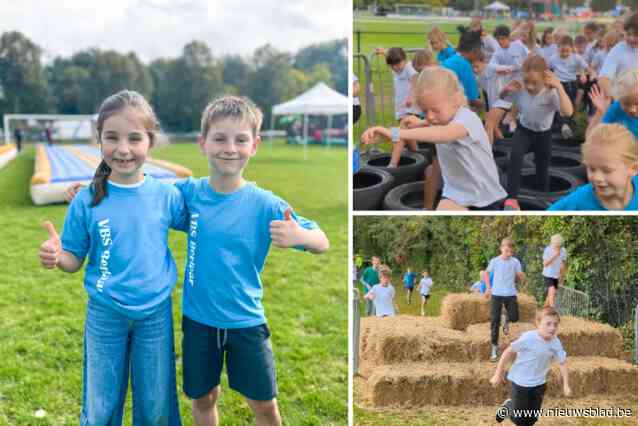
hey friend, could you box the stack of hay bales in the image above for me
[359,292,638,408]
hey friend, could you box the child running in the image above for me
[549,123,638,210]
[176,96,329,426]
[418,271,433,316]
[542,234,567,307]
[39,90,185,425]
[364,265,398,317]
[360,256,381,316]
[486,55,573,197]
[361,67,507,210]
[486,237,526,362]
[491,307,571,425]
[402,267,416,305]
[588,69,638,140]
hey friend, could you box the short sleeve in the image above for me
[168,186,189,232]
[542,246,551,262]
[487,258,495,273]
[463,64,480,100]
[549,89,561,111]
[61,196,90,261]
[514,258,522,273]
[452,108,483,143]
[599,43,621,79]
[577,55,588,71]
[602,101,620,124]
[510,333,530,353]
[552,339,567,363]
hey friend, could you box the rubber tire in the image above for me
[361,151,429,186]
[413,142,433,164]
[547,150,586,182]
[382,181,428,211]
[515,168,580,202]
[353,167,395,211]
[515,195,551,211]
[551,134,582,153]
[493,145,534,174]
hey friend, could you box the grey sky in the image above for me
[0,0,349,63]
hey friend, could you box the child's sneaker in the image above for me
[491,344,499,362]
[561,124,573,139]
[496,398,513,422]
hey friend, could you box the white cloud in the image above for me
[0,0,349,62]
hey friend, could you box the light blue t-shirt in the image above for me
[507,330,567,387]
[548,175,638,211]
[175,177,319,329]
[442,53,480,101]
[486,256,522,297]
[437,45,456,63]
[61,176,187,319]
[602,101,638,142]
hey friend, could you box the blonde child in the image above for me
[411,48,437,73]
[361,67,507,210]
[418,271,433,316]
[487,55,573,197]
[588,69,638,140]
[39,90,185,424]
[491,307,571,425]
[549,123,638,210]
[542,234,567,308]
[486,238,526,361]
[365,265,398,317]
[428,27,455,63]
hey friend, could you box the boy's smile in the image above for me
[199,118,259,178]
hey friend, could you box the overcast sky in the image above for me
[0,0,350,63]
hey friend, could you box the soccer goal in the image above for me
[3,114,96,145]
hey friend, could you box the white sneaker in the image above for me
[491,344,499,362]
[561,124,573,139]
[496,398,513,422]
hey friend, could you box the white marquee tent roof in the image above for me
[272,82,348,116]
[484,1,510,10]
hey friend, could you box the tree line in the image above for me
[354,0,637,13]
[0,31,347,132]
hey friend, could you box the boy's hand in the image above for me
[589,84,611,113]
[490,372,505,387]
[485,288,491,299]
[270,208,303,248]
[361,127,391,145]
[544,71,561,89]
[39,221,61,269]
[400,115,422,129]
[505,80,523,93]
[64,183,85,203]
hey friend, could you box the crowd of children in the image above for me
[357,11,638,211]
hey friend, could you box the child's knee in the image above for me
[194,386,221,410]
[247,398,280,420]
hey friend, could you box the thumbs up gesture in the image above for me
[40,221,61,269]
[269,207,302,248]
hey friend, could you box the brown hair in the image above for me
[624,10,638,33]
[92,90,159,207]
[582,123,638,165]
[379,265,392,277]
[535,306,561,325]
[501,237,515,249]
[602,30,623,51]
[522,54,549,74]
[411,49,436,71]
[385,47,406,66]
[559,35,574,47]
[541,27,554,47]
[200,95,263,139]
[428,27,447,45]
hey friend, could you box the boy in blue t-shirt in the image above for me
[177,96,329,425]
[402,267,416,305]
[486,237,526,362]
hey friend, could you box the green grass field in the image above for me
[0,140,347,425]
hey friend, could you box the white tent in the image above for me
[271,82,348,158]
[483,1,510,11]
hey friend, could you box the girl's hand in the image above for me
[64,183,85,203]
[563,384,572,397]
[361,127,391,145]
[39,221,61,269]
[400,115,422,129]
[270,208,303,248]
[589,84,611,113]
[544,71,561,89]
[490,372,505,387]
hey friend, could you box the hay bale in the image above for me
[367,356,638,407]
[440,293,537,330]
[467,316,625,359]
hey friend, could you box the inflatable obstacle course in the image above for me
[358,293,638,408]
[0,144,18,170]
[30,144,192,205]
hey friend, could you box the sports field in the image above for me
[0,140,347,425]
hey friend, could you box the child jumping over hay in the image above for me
[365,265,398,317]
[542,234,567,307]
[486,238,526,361]
[491,307,572,425]
[402,267,417,305]
[418,271,433,316]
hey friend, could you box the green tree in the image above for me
[293,39,347,94]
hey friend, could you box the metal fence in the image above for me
[556,286,591,318]
[353,288,361,376]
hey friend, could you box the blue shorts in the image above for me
[182,316,277,401]
[404,284,414,290]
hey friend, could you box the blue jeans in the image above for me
[81,298,181,426]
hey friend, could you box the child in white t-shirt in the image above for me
[491,307,571,425]
[542,234,567,307]
[418,271,433,316]
[364,265,398,317]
